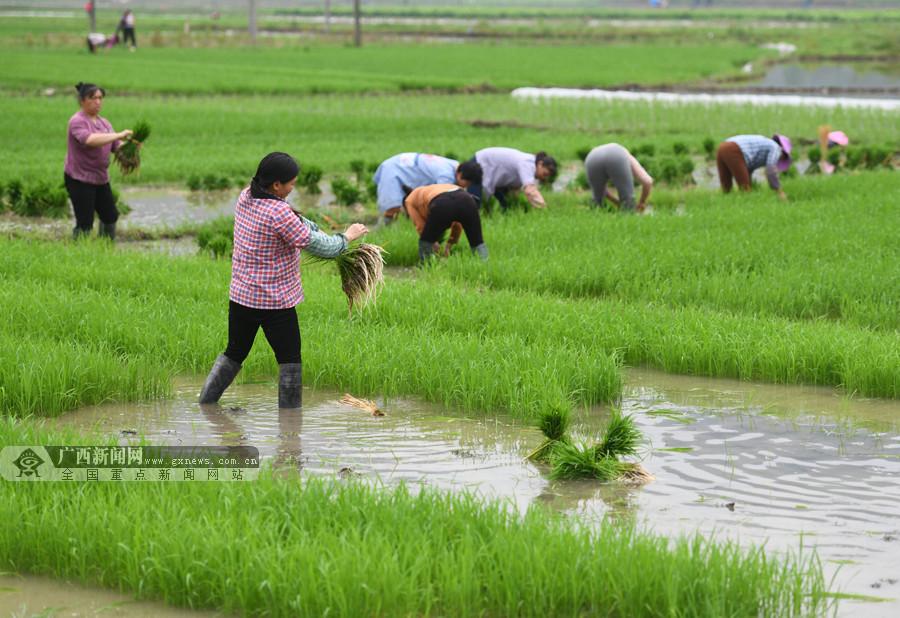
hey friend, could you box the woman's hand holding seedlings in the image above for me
[343,223,368,242]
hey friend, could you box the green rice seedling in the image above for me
[200,174,231,191]
[539,404,571,441]
[806,146,822,174]
[331,177,363,206]
[196,216,235,258]
[660,158,680,184]
[297,164,323,194]
[679,157,695,183]
[527,403,572,461]
[349,159,366,184]
[5,179,23,212]
[634,143,656,157]
[310,242,386,315]
[826,148,842,170]
[594,408,642,459]
[672,141,689,156]
[366,179,378,202]
[0,180,5,210]
[186,174,203,191]
[576,146,592,160]
[867,146,891,168]
[549,440,624,480]
[113,120,150,176]
[571,170,590,190]
[844,146,865,170]
[443,152,459,162]
[11,181,68,218]
[702,137,716,159]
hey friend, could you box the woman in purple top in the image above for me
[64,82,133,240]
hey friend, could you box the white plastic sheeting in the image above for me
[511,87,900,111]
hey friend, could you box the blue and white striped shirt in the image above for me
[726,135,783,190]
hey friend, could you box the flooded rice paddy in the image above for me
[51,369,900,617]
[0,572,227,617]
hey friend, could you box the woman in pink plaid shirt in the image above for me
[199,152,368,409]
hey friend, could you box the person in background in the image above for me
[715,134,792,200]
[373,153,482,224]
[818,125,849,174]
[117,9,136,50]
[402,184,488,263]
[64,82,132,240]
[471,147,557,211]
[584,143,653,213]
[86,32,118,53]
[199,152,368,409]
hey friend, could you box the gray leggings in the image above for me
[585,144,636,211]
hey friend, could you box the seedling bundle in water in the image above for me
[528,406,652,483]
[114,120,151,175]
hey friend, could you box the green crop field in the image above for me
[1,6,898,616]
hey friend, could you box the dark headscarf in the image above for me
[250,152,300,200]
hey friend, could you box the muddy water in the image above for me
[117,187,237,230]
[50,371,900,616]
[749,63,900,96]
[117,186,337,231]
[0,573,228,617]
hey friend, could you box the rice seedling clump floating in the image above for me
[531,407,652,483]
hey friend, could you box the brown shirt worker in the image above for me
[403,184,488,263]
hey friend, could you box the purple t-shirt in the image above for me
[65,110,119,185]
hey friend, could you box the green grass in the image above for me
[0,239,621,418]
[1,43,768,95]
[1,93,894,185]
[0,418,832,618]
[371,172,900,333]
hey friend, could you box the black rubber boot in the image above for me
[278,363,302,409]
[418,239,436,263]
[198,354,242,404]
[98,222,116,241]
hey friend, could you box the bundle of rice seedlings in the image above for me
[549,441,624,481]
[114,120,151,176]
[620,462,655,485]
[593,408,642,459]
[527,404,571,462]
[340,393,384,416]
[336,243,385,315]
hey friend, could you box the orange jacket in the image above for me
[404,184,464,244]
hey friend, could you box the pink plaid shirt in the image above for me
[229,189,312,309]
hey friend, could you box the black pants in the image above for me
[420,190,484,248]
[122,27,136,46]
[224,301,301,365]
[64,173,118,233]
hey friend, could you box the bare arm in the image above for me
[630,154,653,211]
[605,187,620,206]
[85,129,132,148]
[523,184,546,208]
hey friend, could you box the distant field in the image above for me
[1,43,768,95]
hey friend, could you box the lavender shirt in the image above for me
[475,147,536,200]
[65,111,119,185]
